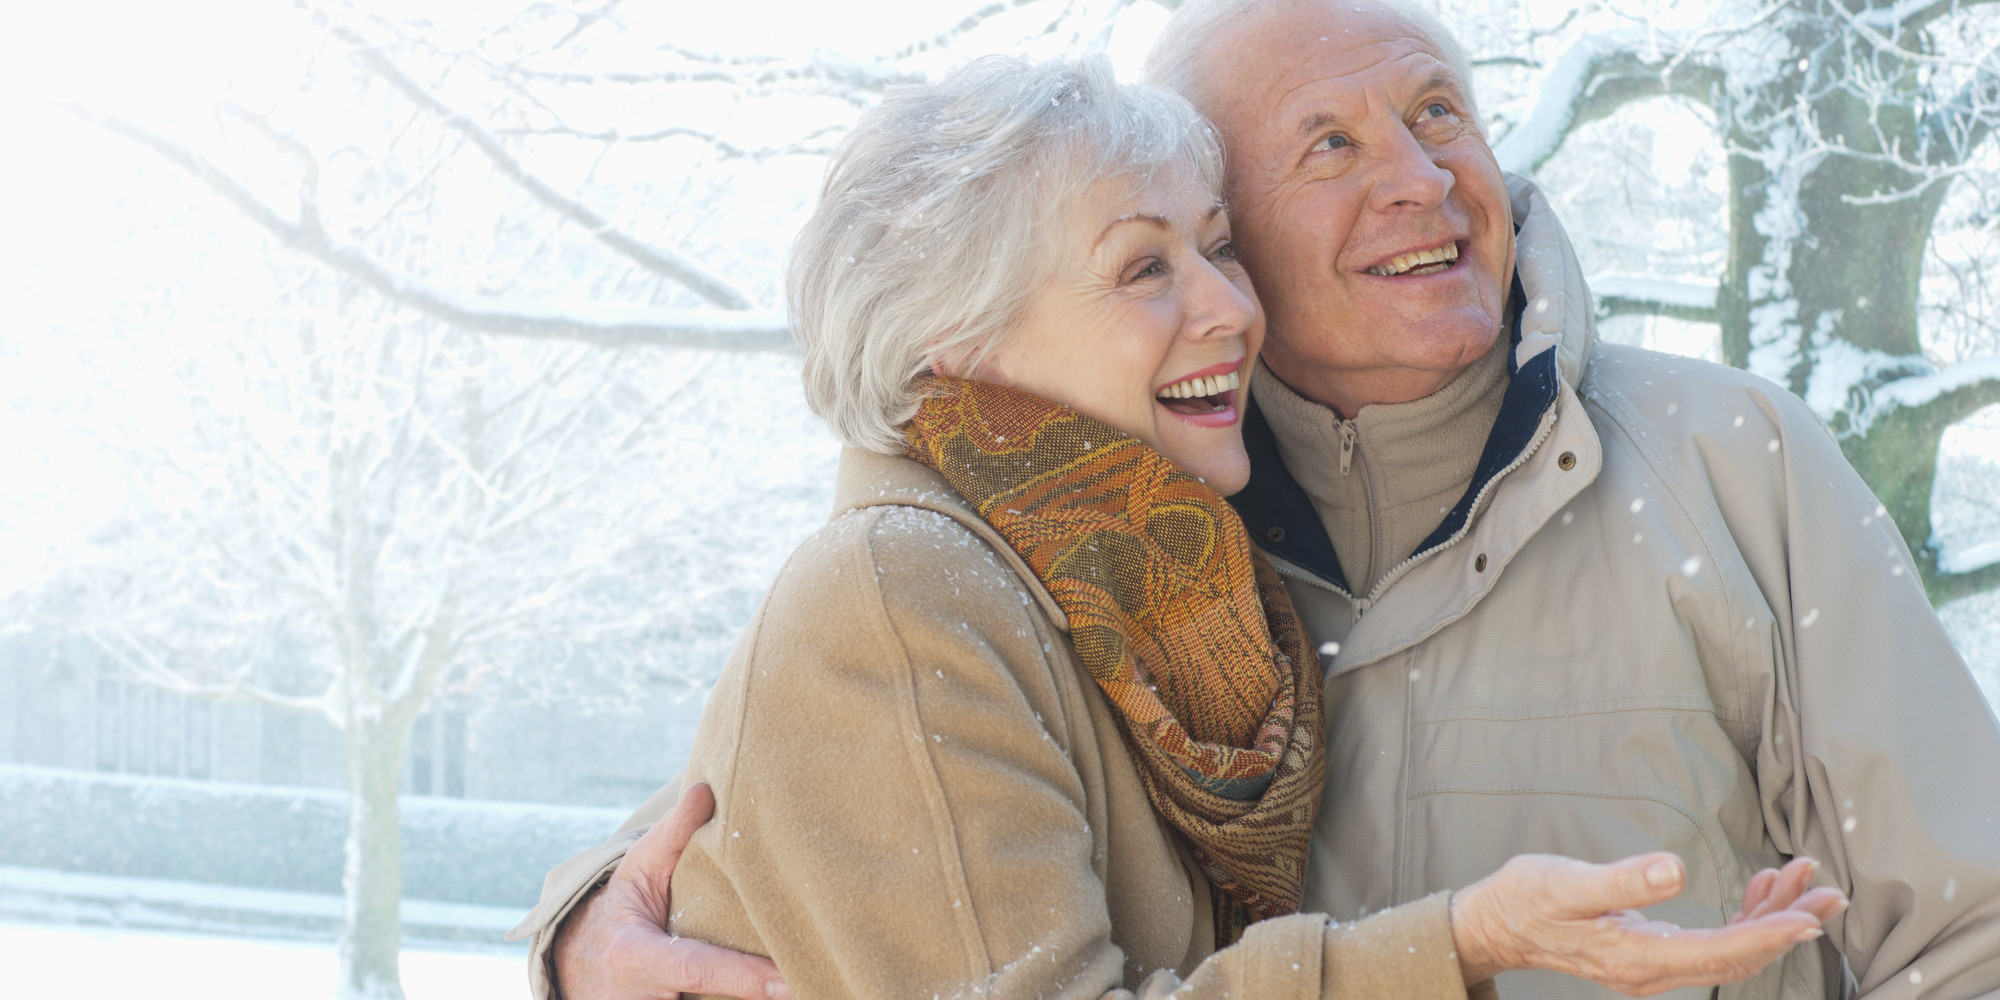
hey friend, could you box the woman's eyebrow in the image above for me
[1092,214,1171,247]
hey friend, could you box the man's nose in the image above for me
[1366,126,1454,212]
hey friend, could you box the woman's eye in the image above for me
[1132,259,1166,280]
[1208,240,1239,262]
[1313,134,1349,152]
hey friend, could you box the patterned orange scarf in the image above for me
[903,376,1325,943]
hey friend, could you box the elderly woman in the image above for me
[529,55,1845,1000]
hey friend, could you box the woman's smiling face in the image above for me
[968,173,1266,494]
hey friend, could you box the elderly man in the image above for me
[514,2,2000,997]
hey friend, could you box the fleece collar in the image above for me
[1226,175,1596,593]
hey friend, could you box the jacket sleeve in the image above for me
[667,508,1473,1000]
[1726,387,2000,998]
[506,776,682,1000]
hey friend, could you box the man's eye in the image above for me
[1313,134,1349,152]
[1132,260,1165,280]
[1423,102,1449,118]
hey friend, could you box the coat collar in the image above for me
[831,446,1071,632]
[1227,174,1597,595]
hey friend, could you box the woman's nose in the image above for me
[1187,258,1258,341]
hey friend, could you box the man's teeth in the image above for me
[1367,243,1460,276]
[1157,369,1241,400]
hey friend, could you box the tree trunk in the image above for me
[1714,4,1973,599]
[338,716,410,1000]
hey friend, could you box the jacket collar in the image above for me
[831,446,1071,631]
[1227,174,1597,593]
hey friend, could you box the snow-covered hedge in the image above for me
[0,764,628,907]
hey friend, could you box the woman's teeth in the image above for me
[1367,242,1459,276]
[1157,369,1241,400]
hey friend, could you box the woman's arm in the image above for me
[666,507,1469,1000]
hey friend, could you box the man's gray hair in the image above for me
[1146,0,1479,126]
[789,54,1224,454]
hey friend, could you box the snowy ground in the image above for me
[0,921,525,1000]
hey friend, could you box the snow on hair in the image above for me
[1145,0,1480,128]
[788,53,1224,455]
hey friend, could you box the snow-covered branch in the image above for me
[1494,33,1723,175]
[1933,553,2000,603]
[1814,350,2000,439]
[1589,273,1721,324]
[320,20,762,312]
[1869,354,2000,422]
[889,0,1071,60]
[64,105,795,353]
[491,122,841,160]
[76,622,337,721]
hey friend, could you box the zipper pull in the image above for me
[1338,421,1357,476]
[1352,596,1372,618]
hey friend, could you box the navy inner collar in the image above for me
[1228,272,1552,591]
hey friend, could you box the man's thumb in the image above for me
[619,781,717,908]
[1573,852,1685,914]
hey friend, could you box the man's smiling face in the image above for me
[1195,1,1515,417]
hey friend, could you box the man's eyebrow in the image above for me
[1417,69,1462,98]
[1295,110,1346,143]
[1093,213,1171,247]
[1293,71,1467,143]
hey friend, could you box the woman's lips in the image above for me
[1153,357,1246,396]
[1159,388,1241,428]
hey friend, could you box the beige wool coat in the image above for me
[512,448,1490,1000]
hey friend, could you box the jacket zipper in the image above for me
[1357,407,1560,606]
[1337,420,1357,476]
[1270,404,1558,623]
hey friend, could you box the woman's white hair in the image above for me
[790,54,1224,454]
[1145,0,1480,128]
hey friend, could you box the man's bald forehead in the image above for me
[1144,0,1479,122]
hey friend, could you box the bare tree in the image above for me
[64,280,696,996]
[20,2,1116,995]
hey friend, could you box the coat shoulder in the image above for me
[1578,342,1836,458]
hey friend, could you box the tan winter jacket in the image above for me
[1226,176,2000,1000]
[510,448,1488,1000]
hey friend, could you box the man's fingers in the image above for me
[1787,887,1849,922]
[1731,868,1778,924]
[1598,912,1821,994]
[616,782,718,906]
[610,930,790,1000]
[1753,858,1819,918]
